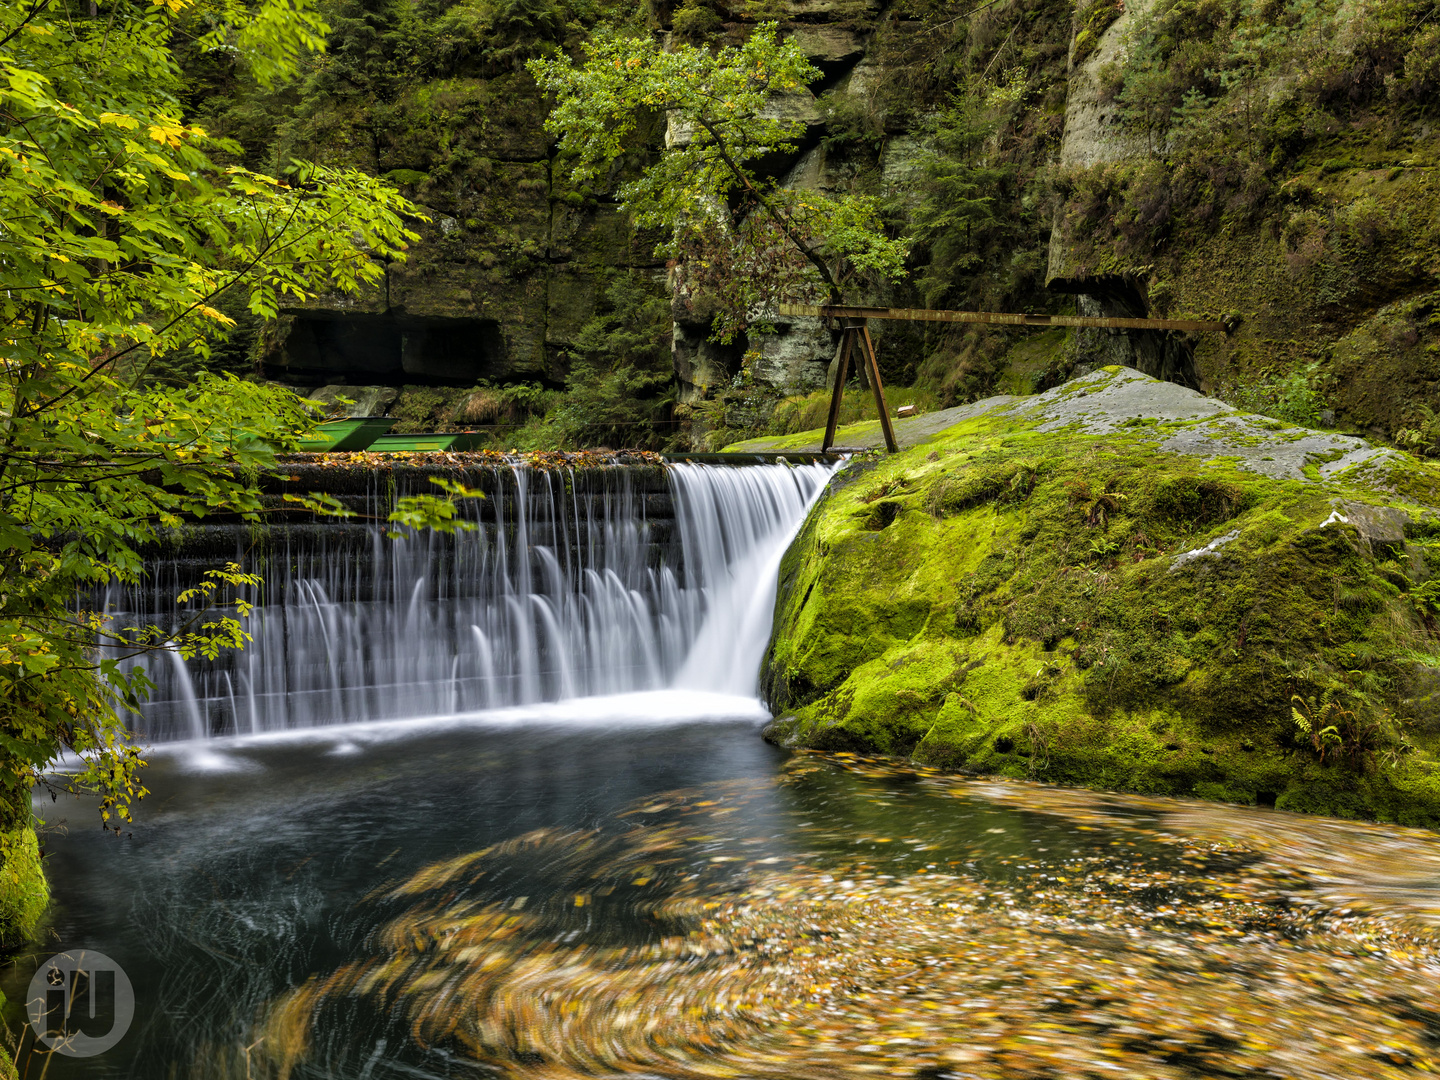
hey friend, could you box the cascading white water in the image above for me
[107,462,837,740]
[671,465,828,693]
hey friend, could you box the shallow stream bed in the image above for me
[9,699,1440,1079]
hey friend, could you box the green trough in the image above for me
[370,432,489,453]
[297,417,397,452]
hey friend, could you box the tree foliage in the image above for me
[529,25,911,341]
[550,272,675,448]
[910,94,1012,310]
[0,0,422,831]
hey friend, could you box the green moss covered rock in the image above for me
[0,822,47,947]
[762,367,1440,826]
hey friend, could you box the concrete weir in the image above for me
[112,456,840,741]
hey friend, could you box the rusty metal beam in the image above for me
[775,303,1228,333]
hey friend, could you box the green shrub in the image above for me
[548,272,676,449]
[671,0,722,42]
[1396,404,1440,458]
[1223,364,1331,428]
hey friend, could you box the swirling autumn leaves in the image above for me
[261,758,1440,1080]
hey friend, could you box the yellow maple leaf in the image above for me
[98,112,139,130]
[148,122,188,148]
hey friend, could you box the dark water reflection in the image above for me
[8,709,1440,1079]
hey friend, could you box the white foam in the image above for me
[137,690,770,764]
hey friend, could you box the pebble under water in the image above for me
[10,706,1440,1079]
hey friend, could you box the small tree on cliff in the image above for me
[0,0,456,843]
[529,25,911,342]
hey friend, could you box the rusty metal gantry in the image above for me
[777,303,1230,455]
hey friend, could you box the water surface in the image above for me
[11,705,1440,1079]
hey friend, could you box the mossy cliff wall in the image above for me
[239,44,665,388]
[188,0,1085,405]
[189,0,1440,449]
[1046,0,1440,440]
[194,0,903,402]
[762,367,1440,826]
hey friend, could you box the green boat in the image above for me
[370,431,488,453]
[296,417,397,452]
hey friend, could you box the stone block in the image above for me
[290,273,388,317]
[789,25,865,65]
[673,324,744,403]
[1338,501,1409,558]
[384,263,550,381]
[880,134,927,203]
[549,199,663,267]
[751,318,834,395]
[309,384,401,416]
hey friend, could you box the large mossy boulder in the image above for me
[762,367,1440,827]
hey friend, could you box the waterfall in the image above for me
[105,462,837,740]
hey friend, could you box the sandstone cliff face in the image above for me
[258,1,962,408]
[265,70,666,388]
[250,0,1440,449]
[1042,0,1440,440]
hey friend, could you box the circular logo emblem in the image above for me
[27,950,134,1057]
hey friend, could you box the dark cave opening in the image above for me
[274,314,507,385]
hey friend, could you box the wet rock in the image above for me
[310,384,401,417]
[1170,529,1241,572]
[1016,368,1399,482]
[1337,501,1409,557]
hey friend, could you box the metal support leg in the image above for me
[821,327,856,453]
[859,323,899,453]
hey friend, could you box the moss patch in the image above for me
[0,822,47,947]
[763,370,1440,826]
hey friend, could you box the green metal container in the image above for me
[296,417,396,453]
[370,431,488,453]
